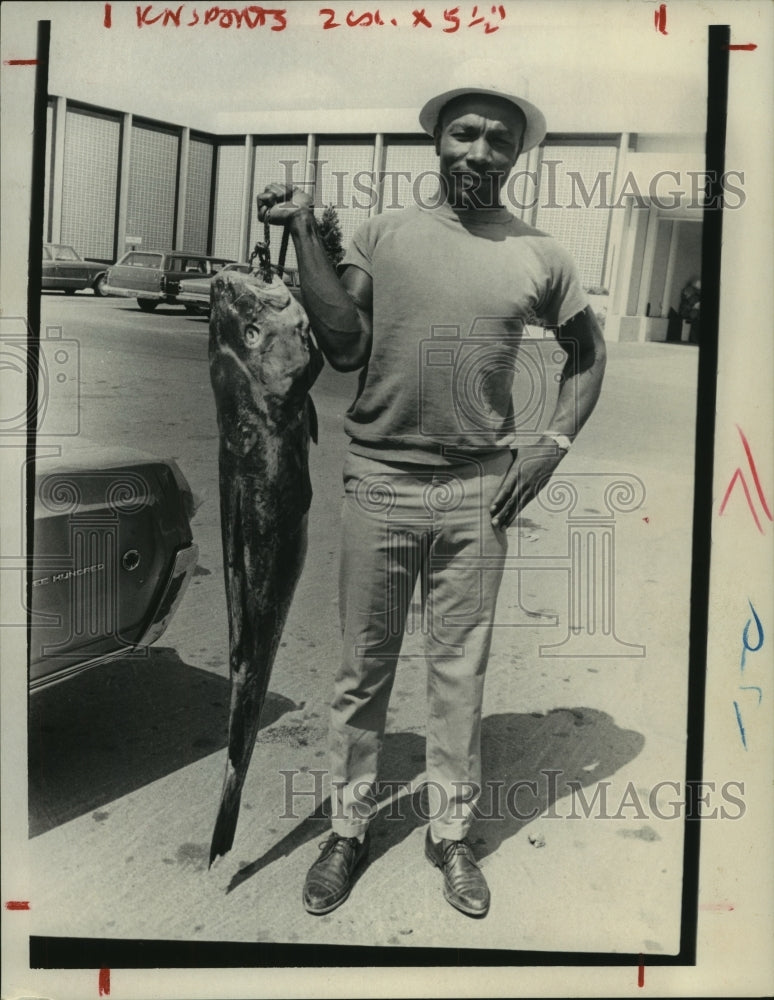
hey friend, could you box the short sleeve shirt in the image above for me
[340,201,588,464]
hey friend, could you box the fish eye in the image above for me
[244,323,262,347]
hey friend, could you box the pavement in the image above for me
[26,297,699,956]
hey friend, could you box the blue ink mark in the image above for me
[733,701,747,749]
[739,685,763,705]
[740,599,764,670]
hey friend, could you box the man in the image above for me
[679,275,701,344]
[257,78,606,919]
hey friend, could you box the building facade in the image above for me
[44,96,706,342]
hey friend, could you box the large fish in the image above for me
[208,269,322,866]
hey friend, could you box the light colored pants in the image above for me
[329,449,511,840]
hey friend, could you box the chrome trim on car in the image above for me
[136,543,199,648]
[29,650,134,691]
[104,285,163,299]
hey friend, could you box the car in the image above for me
[42,243,110,296]
[104,250,236,312]
[175,262,304,315]
[175,261,252,314]
[29,444,199,691]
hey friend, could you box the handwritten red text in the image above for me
[135,4,288,29]
[654,3,667,36]
[718,425,773,534]
[319,4,506,30]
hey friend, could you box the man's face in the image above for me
[434,94,526,210]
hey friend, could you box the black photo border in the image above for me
[24,19,729,977]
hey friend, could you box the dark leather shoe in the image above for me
[302,831,370,915]
[425,830,490,917]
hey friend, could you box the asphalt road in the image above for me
[27,290,699,957]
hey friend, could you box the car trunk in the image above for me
[29,459,195,685]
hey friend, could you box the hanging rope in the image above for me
[248,220,274,283]
[248,200,291,283]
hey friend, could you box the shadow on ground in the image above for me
[28,648,298,837]
[227,706,644,893]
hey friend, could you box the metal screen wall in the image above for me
[60,108,120,259]
[212,144,245,259]
[382,140,439,213]
[184,137,214,253]
[534,145,617,289]
[44,93,629,299]
[126,123,179,252]
[249,143,307,270]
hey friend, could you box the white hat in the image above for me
[419,65,546,152]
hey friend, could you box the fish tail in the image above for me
[209,767,243,867]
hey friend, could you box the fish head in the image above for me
[210,272,319,400]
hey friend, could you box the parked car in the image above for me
[104,250,236,312]
[42,243,110,296]
[176,262,303,315]
[30,444,199,691]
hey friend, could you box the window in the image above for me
[52,245,80,261]
[120,252,163,268]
